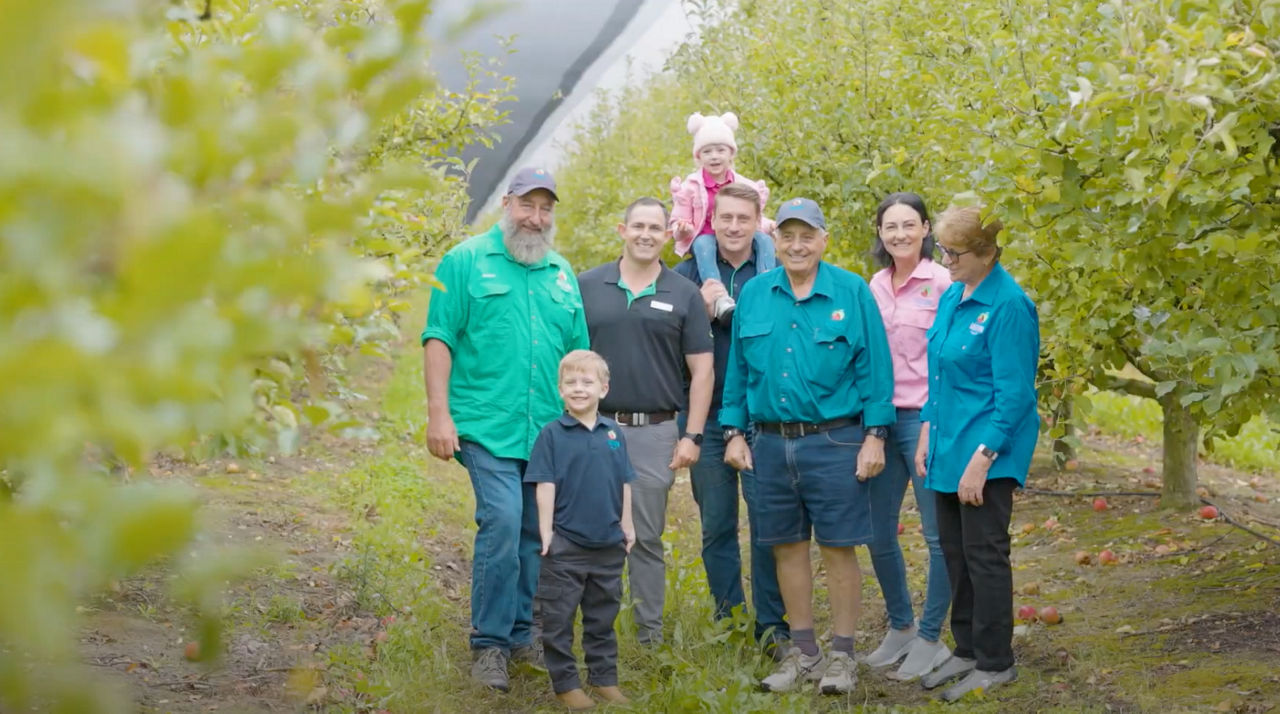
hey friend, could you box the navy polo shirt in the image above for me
[577,260,713,413]
[673,251,760,410]
[524,413,637,548]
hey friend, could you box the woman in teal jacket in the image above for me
[913,205,1039,702]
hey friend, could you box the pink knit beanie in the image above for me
[688,112,739,158]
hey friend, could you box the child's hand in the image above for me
[673,219,695,241]
[622,524,635,554]
[540,529,553,556]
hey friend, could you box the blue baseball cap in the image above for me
[774,197,826,230]
[507,167,558,201]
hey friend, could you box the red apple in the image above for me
[1017,605,1038,622]
[183,641,201,661]
[897,522,905,535]
[1092,497,1109,512]
[1039,606,1063,625]
[1074,550,1092,565]
[1198,505,1219,520]
[1142,466,1156,475]
[1098,549,1118,565]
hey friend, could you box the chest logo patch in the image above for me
[919,286,931,297]
[976,312,989,324]
[831,309,845,322]
[607,430,617,440]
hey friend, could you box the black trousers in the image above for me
[935,478,1017,672]
[535,536,626,693]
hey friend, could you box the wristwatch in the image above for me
[866,426,889,441]
[978,444,998,461]
[684,432,704,446]
[723,427,745,442]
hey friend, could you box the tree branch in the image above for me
[1095,372,1157,399]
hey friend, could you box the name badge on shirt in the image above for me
[969,323,986,335]
[650,300,674,312]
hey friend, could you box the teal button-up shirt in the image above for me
[422,224,590,460]
[720,262,896,430]
[922,263,1040,492]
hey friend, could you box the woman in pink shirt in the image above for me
[861,192,955,680]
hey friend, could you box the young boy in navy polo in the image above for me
[525,350,636,710]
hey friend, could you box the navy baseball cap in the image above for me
[774,197,826,230]
[507,167,558,201]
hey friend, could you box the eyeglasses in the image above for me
[935,244,972,261]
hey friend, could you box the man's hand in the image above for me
[700,279,729,317]
[856,434,886,481]
[540,528,554,556]
[669,437,701,470]
[724,434,753,471]
[957,452,992,506]
[622,523,636,554]
[915,423,930,477]
[427,410,460,461]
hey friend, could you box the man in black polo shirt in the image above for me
[673,181,788,653]
[578,197,714,645]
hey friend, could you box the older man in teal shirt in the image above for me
[422,167,589,691]
[721,198,895,695]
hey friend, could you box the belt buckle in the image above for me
[779,422,801,439]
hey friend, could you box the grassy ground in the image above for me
[79,329,1280,713]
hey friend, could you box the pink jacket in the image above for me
[668,169,774,256]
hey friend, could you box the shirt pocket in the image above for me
[738,321,775,367]
[894,309,937,370]
[811,325,852,390]
[467,279,513,331]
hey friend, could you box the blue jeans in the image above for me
[867,409,951,641]
[687,426,788,642]
[458,440,541,652]
[753,423,873,547]
[691,231,777,282]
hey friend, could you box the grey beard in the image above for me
[501,214,555,265]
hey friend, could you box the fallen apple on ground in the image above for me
[1093,497,1109,512]
[1099,549,1118,565]
[1017,605,1038,622]
[1074,550,1092,565]
[1039,606,1063,625]
[1199,505,1219,520]
[184,641,201,661]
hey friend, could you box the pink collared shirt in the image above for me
[870,259,953,409]
[697,168,735,237]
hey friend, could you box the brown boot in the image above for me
[594,685,629,704]
[555,688,595,710]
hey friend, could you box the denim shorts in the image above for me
[751,424,873,547]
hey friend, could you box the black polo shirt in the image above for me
[577,260,713,413]
[673,250,761,410]
[524,413,636,548]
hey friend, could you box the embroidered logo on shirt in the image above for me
[555,269,574,293]
[831,309,846,321]
[607,430,617,440]
[920,286,931,297]
[976,312,989,323]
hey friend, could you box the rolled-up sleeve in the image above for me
[853,281,897,428]
[978,298,1040,454]
[422,252,466,348]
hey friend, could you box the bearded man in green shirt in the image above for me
[422,168,590,692]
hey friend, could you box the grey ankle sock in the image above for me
[832,635,855,654]
[792,628,819,657]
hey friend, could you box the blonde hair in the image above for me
[935,205,1003,259]
[558,349,610,384]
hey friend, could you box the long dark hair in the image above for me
[870,192,936,268]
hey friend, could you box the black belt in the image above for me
[756,417,858,438]
[611,411,676,426]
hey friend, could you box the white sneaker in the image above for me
[712,295,736,321]
[760,647,825,692]
[920,655,976,690]
[819,650,858,694]
[861,624,917,668]
[939,666,1017,702]
[887,637,951,681]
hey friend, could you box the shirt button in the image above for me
[786,348,792,353]
[791,323,797,329]
[782,372,788,377]
[780,397,787,403]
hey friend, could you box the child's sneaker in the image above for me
[713,295,736,322]
[760,647,825,692]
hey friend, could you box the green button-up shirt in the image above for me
[720,262,896,430]
[922,263,1040,492]
[421,224,590,460]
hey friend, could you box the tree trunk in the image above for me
[1158,391,1199,508]
[1051,394,1076,469]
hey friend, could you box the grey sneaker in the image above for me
[713,295,736,322]
[939,666,1017,702]
[862,624,917,668]
[470,647,509,691]
[510,639,545,671]
[920,655,976,690]
[760,647,825,692]
[887,637,951,681]
[819,650,858,694]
